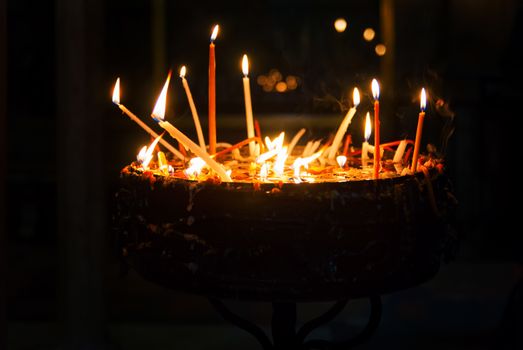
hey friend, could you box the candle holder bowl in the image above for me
[113,168,457,349]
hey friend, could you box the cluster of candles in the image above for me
[112,24,428,183]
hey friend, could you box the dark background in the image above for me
[2,0,522,349]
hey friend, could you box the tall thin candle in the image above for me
[411,88,426,172]
[179,66,206,150]
[112,78,184,160]
[242,54,256,157]
[371,79,380,179]
[208,25,219,154]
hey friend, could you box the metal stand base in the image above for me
[209,296,382,350]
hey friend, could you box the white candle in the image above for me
[112,77,185,161]
[328,87,360,160]
[361,112,372,163]
[287,128,306,156]
[152,73,232,182]
[393,139,407,163]
[179,66,206,150]
[242,54,256,157]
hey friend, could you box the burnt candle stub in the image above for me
[114,164,457,302]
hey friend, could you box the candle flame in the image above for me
[242,54,249,76]
[336,155,347,168]
[265,132,285,151]
[364,112,372,141]
[185,157,206,178]
[210,25,219,42]
[152,72,172,121]
[292,149,323,179]
[179,66,186,78]
[137,134,163,169]
[112,77,120,105]
[371,79,380,100]
[420,87,426,111]
[273,146,288,177]
[353,87,360,107]
[256,148,279,163]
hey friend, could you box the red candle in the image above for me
[208,25,219,154]
[371,79,380,179]
[411,88,426,172]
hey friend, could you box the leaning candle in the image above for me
[371,79,380,179]
[393,139,408,163]
[152,73,231,182]
[179,66,206,150]
[411,88,426,172]
[362,112,372,163]
[111,78,184,160]
[242,54,256,157]
[328,87,360,160]
[208,24,219,154]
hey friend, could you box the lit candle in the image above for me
[411,88,426,172]
[362,112,372,164]
[371,79,380,179]
[208,24,219,154]
[152,73,232,182]
[242,54,256,157]
[179,66,206,150]
[112,78,185,161]
[328,87,360,160]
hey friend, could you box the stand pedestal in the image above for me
[209,296,382,350]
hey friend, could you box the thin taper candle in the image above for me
[411,88,427,172]
[179,66,206,150]
[371,79,380,179]
[328,87,360,160]
[208,25,219,154]
[242,54,256,157]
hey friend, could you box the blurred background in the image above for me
[2,0,522,349]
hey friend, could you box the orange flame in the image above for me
[185,157,206,178]
[364,112,372,141]
[420,88,426,111]
[353,87,360,106]
[336,155,347,168]
[371,79,380,100]
[137,134,163,169]
[210,25,219,41]
[152,72,171,121]
[112,77,120,104]
[179,66,186,78]
[242,54,249,76]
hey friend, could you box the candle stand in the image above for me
[208,296,382,350]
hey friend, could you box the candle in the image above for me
[208,24,219,154]
[411,88,426,172]
[179,66,206,150]
[342,134,352,157]
[328,87,360,160]
[112,78,185,161]
[362,112,372,164]
[157,151,169,175]
[152,73,232,182]
[242,54,256,157]
[371,79,380,179]
[287,128,306,156]
[393,139,408,163]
